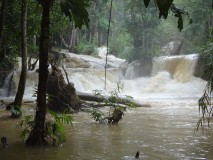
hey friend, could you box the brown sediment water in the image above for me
[0,53,211,159]
[0,98,213,160]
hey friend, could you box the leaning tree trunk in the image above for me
[13,0,27,107]
[26,1,51,146]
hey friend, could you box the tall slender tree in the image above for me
[12,0,28,108]
[0,0,8,62]
[26,0,52,145]
[26,0,89,146]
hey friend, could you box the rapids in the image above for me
[0,49,212,160]
[122,54,206,100]
[0,49,207,101]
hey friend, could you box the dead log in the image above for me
[77,92,151,108]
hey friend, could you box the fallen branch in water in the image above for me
[78,85,150,124]
[77,92,151,108]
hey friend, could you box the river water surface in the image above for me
[0,52,212,159]
[0,98,213,160]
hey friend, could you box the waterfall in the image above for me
[0,71,14,97]
[125,61,141,79]
[12,70,38,99]
[0,53,207,101]
[152,54,198,82]
[66,68,124,93]
[122,54,206,100]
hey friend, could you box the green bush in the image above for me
[90,82,136,124]
[75,41,97,56]
[109,32,133,60]
[19,109,73,145]
[10,105,22,118]
[197,39,213,130]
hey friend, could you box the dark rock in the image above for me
[194,54,212,81]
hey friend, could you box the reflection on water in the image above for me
[0,98,213,160]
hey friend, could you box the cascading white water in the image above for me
[61,48,126,94]
[66,68,124,93]
[12,70,38,99]
[152,54,198,82]
[122,54,206,100]
[0,71,14,97]
[0,51,207,102]
[124,61,141,79]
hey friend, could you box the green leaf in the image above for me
[177,14,183,31]
[144,0,151,8]
[155,0,173,19]
[60,0,90,28]
[10,105,22,118]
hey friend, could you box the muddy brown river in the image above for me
[0,53,212,159]
[0,98,213,160]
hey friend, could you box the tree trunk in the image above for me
[13,0,27,107]
[0,0,8,62]
[28,57,38,70]
[98,31,103,47]
[0,0,7,44]
[69,28,78,51]
[26,1,51,146]
[173,40,183,55]
[59,33,69,48]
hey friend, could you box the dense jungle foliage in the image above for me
[0,0,212,68]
